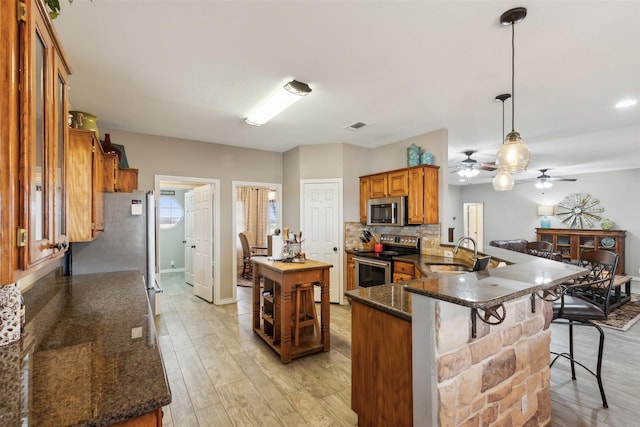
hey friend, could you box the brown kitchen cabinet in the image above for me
[536,228,626,274]
[387,169,409,196]
[67,129,105,242]
[102,151,119,192]
[367,170,408,199]
[16,0,72,270]
[359,177,369,223]
[368,173,388,199]
[351,300,412,427]
[346,253,356,292]
[393,260,419,283]
[117,167,139,192]
[359,165,439,225]
[407,165,439,224]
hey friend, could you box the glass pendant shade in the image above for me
[495,131,531,172]
[493,170,514,191]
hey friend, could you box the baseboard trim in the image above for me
[159,268,185,273]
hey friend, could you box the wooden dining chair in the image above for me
[550,249,619,408]
[239,232,266,279]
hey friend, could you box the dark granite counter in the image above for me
[0,270,171,426]
[345,245,587,320]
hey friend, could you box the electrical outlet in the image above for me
[444,250,454,258]
[521,395,528,414]
[131,327,143,339]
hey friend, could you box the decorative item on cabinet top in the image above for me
[101,133,130,168]
[69,111,100,139]
[407,144,421,167]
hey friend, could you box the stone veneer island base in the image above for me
[412,292,553,426]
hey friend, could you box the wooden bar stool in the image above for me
[292,283,320,347]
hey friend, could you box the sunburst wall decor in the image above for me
[556,193,604,228]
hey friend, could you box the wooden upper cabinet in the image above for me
[408,165,439,224]
[367,170,409,201]
[359,177,369,224]
[67,129,104,242]
[360,165,439,226]
[102,152,118,192]
[116,168,139,192]
[18,0,72,269]
[368,173,388,199]
[387,170,408,196]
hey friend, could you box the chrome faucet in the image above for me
[453,236,478,259]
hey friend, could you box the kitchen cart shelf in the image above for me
[252,257,332,363]
[536,228,626,274]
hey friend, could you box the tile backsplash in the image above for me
[344,222,442,254]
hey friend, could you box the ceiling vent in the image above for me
[344,121,367,131]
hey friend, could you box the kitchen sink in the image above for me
[425,264,471,275]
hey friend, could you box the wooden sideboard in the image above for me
[536,228,626,274]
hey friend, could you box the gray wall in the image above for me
[456,168,640,278]
[103,129,283,301]
[159,189,186,271]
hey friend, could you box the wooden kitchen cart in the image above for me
[252,257,332,363]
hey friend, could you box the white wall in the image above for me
[455,168,640,278]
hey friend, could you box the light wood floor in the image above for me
[156,272,640,426]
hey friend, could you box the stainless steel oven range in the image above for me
[354,234,420,288]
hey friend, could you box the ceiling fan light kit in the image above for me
[495,7,531,175]
[245,79,312,126]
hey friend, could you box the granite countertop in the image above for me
[0,270,171,426]
[345,245,588,320]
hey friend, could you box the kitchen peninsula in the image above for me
[0,270,171,426]
[346,245,587,427]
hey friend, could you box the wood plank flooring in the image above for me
[156,272,640,426]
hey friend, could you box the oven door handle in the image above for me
[354,257,391,268]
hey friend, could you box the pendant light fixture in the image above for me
[495,7,531,173]
[493,93,514,191]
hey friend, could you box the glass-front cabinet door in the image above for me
[19,0,71,269]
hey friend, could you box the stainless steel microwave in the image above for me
[367,197,407,226]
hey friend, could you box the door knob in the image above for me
[333,247,338,252]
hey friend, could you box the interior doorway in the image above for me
[155,175,221,304]
[300,179,343,304]
[231,181,282,301]
[463,202,484,252]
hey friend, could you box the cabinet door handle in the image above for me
[49,242,67,251]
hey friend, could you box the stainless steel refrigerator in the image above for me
[70,191,162,314]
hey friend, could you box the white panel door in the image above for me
[193,185,213,302]
[464,202,484,252]
[302,181,342,303]
[184,190,195,285]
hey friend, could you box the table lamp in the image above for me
[537,205,554,229]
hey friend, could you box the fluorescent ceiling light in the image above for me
[245,80,311,126]
[615,99,637,109]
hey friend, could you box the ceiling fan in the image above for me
[452,150,497,178]
[523,169,577,188]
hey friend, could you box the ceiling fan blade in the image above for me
[549,177,577,182]
[479,165,497,171]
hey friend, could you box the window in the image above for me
[159,196,183,229]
